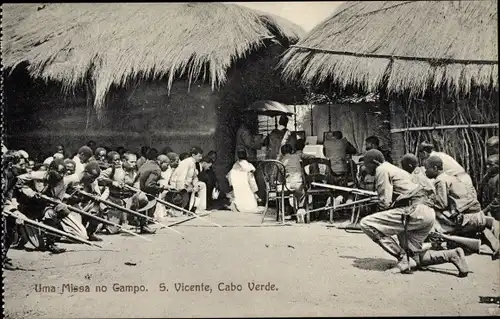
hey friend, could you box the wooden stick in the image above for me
[311,182,378,196]
[307,197,378,214]
[3,211,102,248]
[123,185,223,228]
[74,190,184,236]
[390,123,499,134]
[38,194,153,242]
[163,211,214,228]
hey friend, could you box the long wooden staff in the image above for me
[164,211,214,228]
[2,211,102,248]
[123,184,222,228]
[37,194,153,242]
[74,189,185,236]
[307,196,379,214]
[311,182,378,196]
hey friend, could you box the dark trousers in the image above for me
[199,170,217,209]
[3,215,17,259]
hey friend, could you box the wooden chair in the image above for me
[257,160,295,223]
[343,158,377,231]
[300,158,335,223]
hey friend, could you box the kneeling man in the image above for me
[359,150,469,277]
[425,156,499,260]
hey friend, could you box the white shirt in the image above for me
[169,157,197,190]
[159,167,173,188]
[73,156,85,176]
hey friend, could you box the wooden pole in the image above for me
[390,123,499,133]
[38,194,153,242]
[164,211,214,227]
[307,196,378,214]
[380,58,405,165]
[310,104,314,136]
[311,182,378,196]
[3,211,102,248]
[290,44,499,65]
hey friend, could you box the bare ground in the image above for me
[3,210,500,318]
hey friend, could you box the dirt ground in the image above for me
[3,210,500,318]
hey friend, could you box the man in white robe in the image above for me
[227,149,259,213]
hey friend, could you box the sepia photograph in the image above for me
[1,1,499,317]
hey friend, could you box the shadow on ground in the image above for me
[339,255,396,271]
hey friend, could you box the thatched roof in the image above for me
[280,1,498,96]
[3,3,304,113]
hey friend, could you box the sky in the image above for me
[225,2,344,31]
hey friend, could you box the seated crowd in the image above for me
[2,141,224,266]
[3,134,499,276]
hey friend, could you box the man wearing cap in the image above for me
[359,149,470,277]
[418,142,476,197]
[73,146,94,176]
[425,156,499,260]
[16,159,79,253]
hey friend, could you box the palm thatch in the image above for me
[280,1,498,96]
[3,3,304,115]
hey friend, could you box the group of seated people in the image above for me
[2,141,222,267]
[3,133,498,276]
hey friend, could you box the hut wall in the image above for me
[391,90,499,188]
[301,103,388,152]
[5,78,218,158]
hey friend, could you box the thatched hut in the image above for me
[280,1,498,187]
[2,3,305,192]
